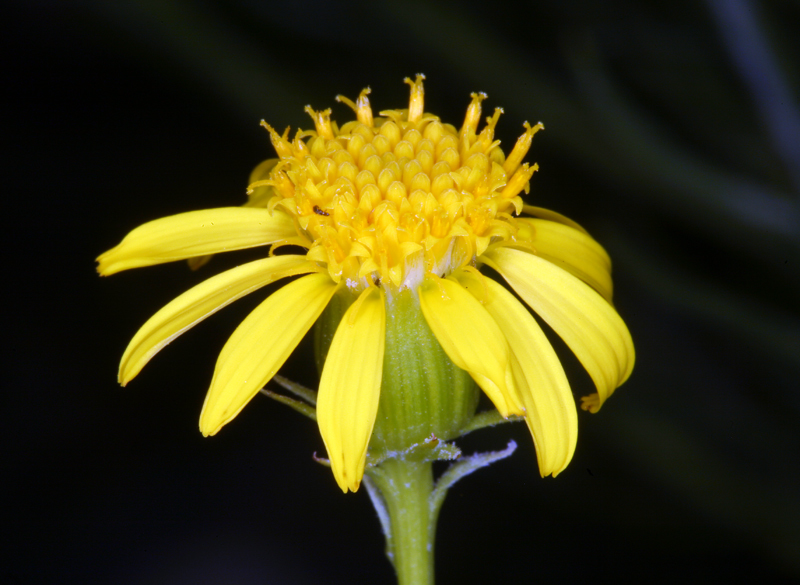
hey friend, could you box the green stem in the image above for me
[368,458,435,585]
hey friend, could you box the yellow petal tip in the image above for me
[580,393,601,413]
[199,424,218,438]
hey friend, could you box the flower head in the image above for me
[98,76,634,492]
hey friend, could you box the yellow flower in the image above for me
[97,75,634,493]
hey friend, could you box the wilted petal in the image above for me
[485,246,634,410]
[317,287,385,493]
[199,273,338,436]
[418,274,523,417]
[119,255,316,385]
[97,208,298,275]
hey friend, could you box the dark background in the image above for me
[7,0,800,583]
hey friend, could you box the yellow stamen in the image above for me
[258,77,542,293]
[405,74,426,123]
[501,162,538,199]
[461,92,487,138]
[336,87,374,127]
[261,120,293,158]
[477,107,503,152]
[503,121,544,176]
[304,106,336,140]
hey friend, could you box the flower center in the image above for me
[254,75,543,292]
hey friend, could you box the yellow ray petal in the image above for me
[519,218,613,303]
[199,272,338,436]
[418,275,523,417]
[317,286,385,493]
[246,158,279,208]
[521,204,588,234]
[485,246,634,411]
[184,161,283,271]
[97,208,297,275]
[119,255,316,386]
[476,277,577,477]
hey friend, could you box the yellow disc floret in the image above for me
[251,74,544,293]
